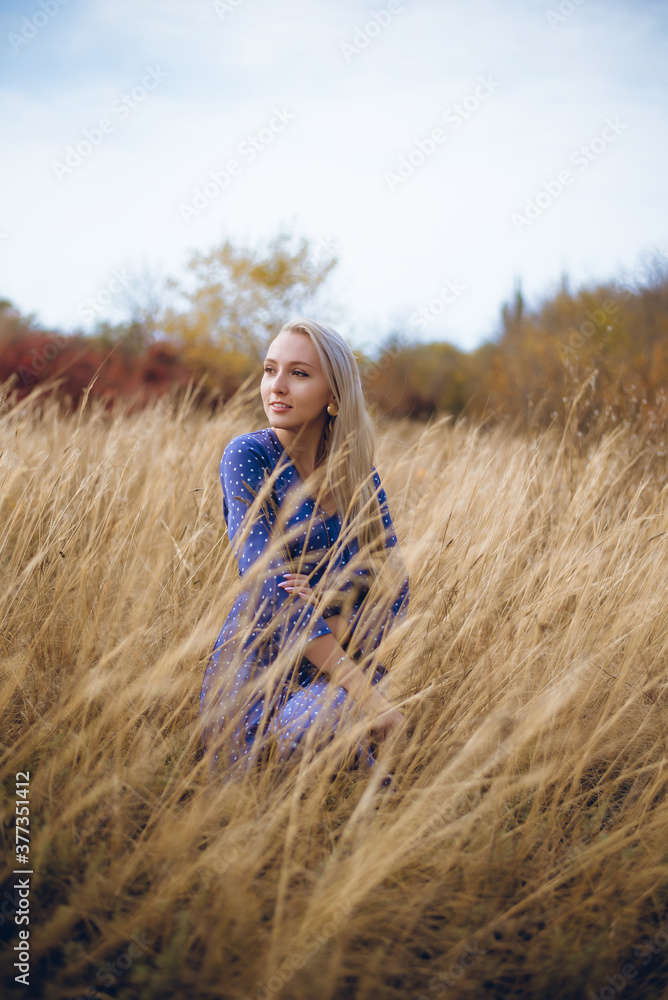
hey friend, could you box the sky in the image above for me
[1,0,667,355]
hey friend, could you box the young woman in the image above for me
[199,318,410,778]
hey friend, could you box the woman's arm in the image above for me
[278,465,409,638]
[320,612,351,646]
[302,630,404,742]
[221,435,336,654]
[276,569,400,737]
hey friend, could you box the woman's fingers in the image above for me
[370,707,405,744]
[278,573,314,600]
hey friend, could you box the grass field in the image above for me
[1,383,668,1000]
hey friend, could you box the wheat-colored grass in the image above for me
[1,381,667,1000]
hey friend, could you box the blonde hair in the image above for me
[276,317,388,578]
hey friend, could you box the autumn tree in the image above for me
[158,229,337,394]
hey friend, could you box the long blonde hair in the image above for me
[276,317,388,579]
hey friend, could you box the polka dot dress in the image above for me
[199,427,410,777]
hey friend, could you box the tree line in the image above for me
[1,232,666,441]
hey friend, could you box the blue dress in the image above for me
[199,426,409,776]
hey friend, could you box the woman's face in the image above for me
[261,331,334,433]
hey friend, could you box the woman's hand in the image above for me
[279,577,353,643]
[343,679,405,746]
[364,688,405,745]
[279,576,352,645]
[278,573,315,602]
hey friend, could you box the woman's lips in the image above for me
[270,403,291,410]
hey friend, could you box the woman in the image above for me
[199,317,409,777]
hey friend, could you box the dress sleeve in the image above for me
[337,466,410,629]
[220,435,333,655]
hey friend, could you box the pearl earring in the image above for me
[327,401,339,416]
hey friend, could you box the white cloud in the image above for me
[0,0,666,349]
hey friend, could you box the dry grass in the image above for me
[1,382,668,1000]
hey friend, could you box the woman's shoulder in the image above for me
[224,428,272,453]
[220,429,274,471]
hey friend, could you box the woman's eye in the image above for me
[263,367,307,376]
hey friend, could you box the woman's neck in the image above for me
[273,426,326,478]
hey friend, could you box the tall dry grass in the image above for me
[1,381,668,1000]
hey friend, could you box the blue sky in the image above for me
[1,0,667,354]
